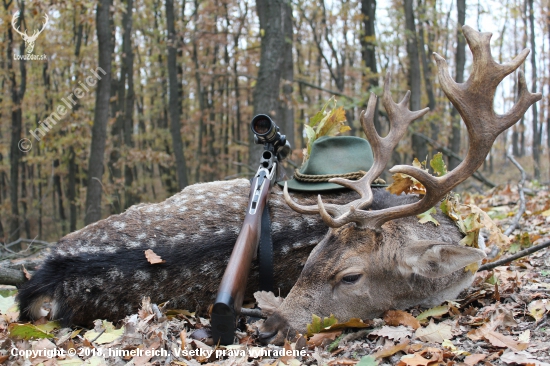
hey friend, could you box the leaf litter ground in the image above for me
[0,184,549,365]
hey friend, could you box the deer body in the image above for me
[16,179,360,325]
[17,178,465,327]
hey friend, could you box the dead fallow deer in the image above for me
[258,25,542,345]
[16,26,540,334]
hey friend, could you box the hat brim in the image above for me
[277,179,387,192]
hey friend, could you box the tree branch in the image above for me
[478,239,550,272]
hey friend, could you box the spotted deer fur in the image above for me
[16,179,404,325]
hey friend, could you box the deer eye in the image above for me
[341,274,362,284]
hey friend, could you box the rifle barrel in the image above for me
[211,174,271,345]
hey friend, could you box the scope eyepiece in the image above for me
[251,114,280,145]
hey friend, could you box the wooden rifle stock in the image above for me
[211,166,274,345]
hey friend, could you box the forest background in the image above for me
[0,0,548,246]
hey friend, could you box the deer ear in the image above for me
[400,241,486,278]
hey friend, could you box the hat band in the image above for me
[293,169,367,183]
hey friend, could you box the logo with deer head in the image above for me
[11,11,48,55]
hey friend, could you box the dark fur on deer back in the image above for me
[16,178,429,326]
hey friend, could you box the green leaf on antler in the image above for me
[417,207,440,226]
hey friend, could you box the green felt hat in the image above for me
[279,136,383,192]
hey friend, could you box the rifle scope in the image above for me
[251,114,290,160]
[251,114,284,145]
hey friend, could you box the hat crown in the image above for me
[300,136,374,176]
[280,136,375,192]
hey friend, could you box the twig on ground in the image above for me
[240,308,265,319]
[90,329,106,343]
[2,237,55,250]
[504,154,526,236]
[478,239,550,272]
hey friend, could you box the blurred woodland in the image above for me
[0,0,548,245]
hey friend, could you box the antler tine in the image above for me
[328,25,541,231]
[329,72,429,209]
[283,87,381,218]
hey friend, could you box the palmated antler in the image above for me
[285,25,542,231]
[284,72,429,224]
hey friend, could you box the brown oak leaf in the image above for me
[144,249,166,264]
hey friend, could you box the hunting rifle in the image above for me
[211,114,291,345]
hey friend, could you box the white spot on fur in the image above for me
[179,207,188,212]
[127,241,141,248]
[291,219,302,230]
[201,262,214,273]
[271,222,282,232]
[101,233,109,241]
[108,269,123,280]
[305,217,317,226]
[281,246,290,255]
[112,221,126,230]
[137,233,147,240]
[169,233,186,243]
[134,270,151,281]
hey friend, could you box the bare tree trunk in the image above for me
[5,0,27,244]
[278,0,295,148]
[527,0,540,179]
[249,0,289,167]
[404,0,425,160]
[448,0,466,170]
[417,0,436,140]
[166,0,189,190]
[54,159,67,234]
[85,0,113,225]
[122,0,136,207]
[360,0,380,133]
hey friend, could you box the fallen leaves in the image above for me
[466,313,528,351]
[8,322,56,340]
[414,320,452,343]
[416,305,449,322]
[383,310,420,330]
[84,320,124,344]
[528,299,550,321]
[254,291,284,316]
[370,325,412,342]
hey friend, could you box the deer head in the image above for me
[259,25,542,345]
[12,12,48,54]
